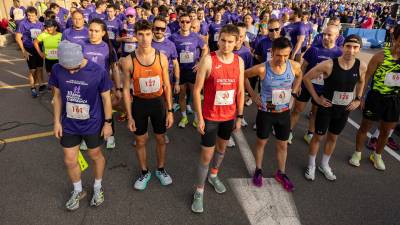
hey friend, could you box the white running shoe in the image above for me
[318,165,337,181]
[304,166,315,181]
[227,136,235,147]
[241,118,248,127]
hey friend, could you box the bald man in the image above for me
[191,19,208,42]
[288,25,343,145]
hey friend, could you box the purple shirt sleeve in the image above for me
[98,68,113,93]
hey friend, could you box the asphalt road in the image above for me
[0,44,399,225]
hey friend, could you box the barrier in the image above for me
[343,28,386,48]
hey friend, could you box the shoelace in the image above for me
[161,170,169,177]
[139,173,149,181]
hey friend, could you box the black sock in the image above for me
[255,168,262,175]
[157,167,164,172]
[307,130,313,135]
[141,170,149,175]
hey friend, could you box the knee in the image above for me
[326,133,338,143]
[64,156,79,169]
[155,135,166,145]
[88,149,104,161]
[276,141,288,151]
[136,136,148,148]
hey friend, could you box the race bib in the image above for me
[332,91,354,106]
[108,31,115,40]
[214,32,219,41]
[311,74,324,85]
[384,72,400,87]
[13,8,25,21]
[124,43,136,53]
[46,49,58,59]
[180,51,194,63]
[30,29,41,39]
[66,102,90,120]
[272,88,291,105]
[214,90,235,106]
[139,76,161,94]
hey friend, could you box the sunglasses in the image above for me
[153,26,166,32]
[259,24,268,28]
[268,28,280,32]
[127,15,135,18]
[180,20,191,24]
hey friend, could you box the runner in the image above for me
[284,8,306,61]
[105,4,123,52]
[117,7,137,58]
[303,35,366,181]
[191,24,244,213]
[289,25,342,145]
[89,1,107,22]
[50,40,113,210]
[169,13,208,129]
[61,10,89,45]
[120,20,174,190]
[350,25,400,171]
[15,6,44,98]
[245,37,302,191]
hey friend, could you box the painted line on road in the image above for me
[2,131,53,144]
[0,83,48,89]
[232,130,302,225]
[3,69,29,80]
[347,117,400,162]
[0,58,24,62]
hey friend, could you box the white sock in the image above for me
[374,151,381,158]
[389,129,394,137]
[308,155,316,167]
[196,187,204,194]
[321,154,331,168]
[94,179,102,192]
[372,129,380,138]
[73,180,82,192]
[181,111,187,117]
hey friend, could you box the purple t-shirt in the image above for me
[168,21,180,34]
[82,40,111,73]
[152,38,178,78]
[10,6,26,23]
[233,45,253,69]
[120,22,136,56]
[89,11,106,22]
[255,36,273,62]
[49,61,112,135]
[17,19,43,48]
[200,21,209,36]
[312,33,345,48]
[82,7,94,23]
[62,27,89,45]
[303,22,313,44]
[285,22,306,48]
[105,17,123,48]
[169,32,205,72]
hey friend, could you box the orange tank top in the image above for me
[131,50,164,98]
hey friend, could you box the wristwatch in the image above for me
[104,118,113,124]
[237,114,244,119]
[355,96,362,101]
[167,109,173,113]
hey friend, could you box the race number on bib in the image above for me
[311,74,324,85]
[108,31,115,40]
[30,29,41,39]
[46,49,58,59]
[66,102,90,120]
[180,51,194,63]
[124,43,136,53]
[384,72,400,87]
[272,88,291,105]
[139,77,161,94]
[214,32,219,41]
[332,91,353,106]
[214,90,235,106]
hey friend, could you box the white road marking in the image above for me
[0,58,24,62]
[347,117,400,162]
[0,80,13,88]
[232,130,302,225]
[3,69,28,80]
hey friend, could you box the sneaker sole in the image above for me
[317,166,336,181]
[274,176,295,192]
[348,159,360,167]
[369,155,386,171]
[207,177,226,194]
[191,205,204,213]
[155,175,172,186]
[66,191,87,211]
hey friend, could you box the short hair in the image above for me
[26,6,38,15]
[107,4,116,10]
[141,2,151,10]
[179,13,190,20]
[268,18,280,25]
[272,37,292,50]
[153,16,167,24]
[219,24,240,40]
[235,22,246,29]
[49,3,60,10]
[292,8,303,18]
[44,9,55,19]
[135,20,153,33]
[394,25,400,41]
[95,1,106,8]
[71,10,84,17]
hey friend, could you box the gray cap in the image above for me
[57,40,84,69]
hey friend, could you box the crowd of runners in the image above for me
[5,0,400,213]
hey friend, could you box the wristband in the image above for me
[167,109,173,113]
[104,118,113,123]
[237,114,244,119]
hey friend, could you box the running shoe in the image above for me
[192,120,198,128]
[304,166,315,181]
[187,105,194,114]
[366,137,378,151]
[241,118,248,127]
[80,140,88,151]
[134,171,152,190]
[227,136,236,148]
[318,165,337,181]
[252,170,263,187]
[38,85,47,93]
[65,190,87,211]
[131,139,136,147]
[178,116,189,128]
[191,191,204,213]
[155,169,173,186]
[386,137,399,151]
[303,133,313,145]
[106,136,116,149]
[90,188,104,207]
[245,98,253,106]
[288,132,293,145]
[165,134,170,144]
[349,151,361,167]
[208,175,226,194]
[369,153,386,171]
[173,103,180,112]
[274,170,295,192]
[31,88,38,98]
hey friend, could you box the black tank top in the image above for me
[323,58,360,104]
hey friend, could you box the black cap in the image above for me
[344,34,363,48]
[44,19,57,28]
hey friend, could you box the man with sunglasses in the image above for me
[289,25,342,145]
[254,18,282,63]
[170,13,209,129]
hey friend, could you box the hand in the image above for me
[174,83,180,94]
[22,50,31,60]
[54,122,63,139]
[346,100,361,111]
[38,51,45,59]
[197,118,205,135]
[165,112,174,129]
[315,96,332,107]
[192,63,200,73]
[101,123,113,140]
[115,89,122,100]
[252,95,262,108]
[233,118,242,132]
[127,117,136,132]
